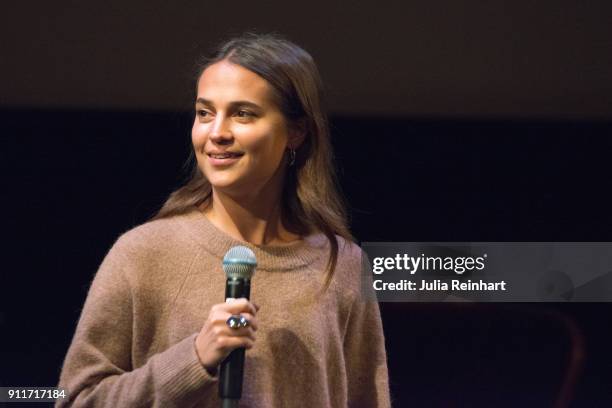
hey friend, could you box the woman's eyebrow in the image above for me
[195,98,263,110]
[230,101,263,110]
[195,97,212,106]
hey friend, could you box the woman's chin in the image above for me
[205,172,240,188]
[208,179,249,196]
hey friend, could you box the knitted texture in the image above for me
[57,208,390,407]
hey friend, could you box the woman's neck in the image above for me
[201,188,300,246]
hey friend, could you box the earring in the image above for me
[289,148,296,166]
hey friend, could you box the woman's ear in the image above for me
[287,119,307,149]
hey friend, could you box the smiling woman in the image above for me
[56,33,390,408]
[192,61,295,210]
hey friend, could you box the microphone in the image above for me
[219,246,257,408]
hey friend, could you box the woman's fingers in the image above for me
[215,335,255,351]
[218,297,258,316]
[194,299,260,370]
[211,298,259,330]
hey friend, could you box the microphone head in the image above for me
[223,246,257,280]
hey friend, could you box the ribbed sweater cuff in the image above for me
[155,333,216,404]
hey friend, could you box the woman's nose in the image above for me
[209,116,233,144]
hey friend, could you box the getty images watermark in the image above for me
[361,243,612,302]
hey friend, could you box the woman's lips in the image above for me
[207,152,244,166]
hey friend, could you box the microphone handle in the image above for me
[225,277,251,301]
[219,278,251,401]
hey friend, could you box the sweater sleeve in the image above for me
[56,237,216,408]
[343,295,392,408]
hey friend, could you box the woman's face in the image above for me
[192,60,294,198]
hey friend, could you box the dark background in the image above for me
[2,1,612,407]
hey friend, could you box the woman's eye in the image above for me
[236,110,255,118]
[197,110,209,117]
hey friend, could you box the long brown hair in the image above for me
[154,33,353,288]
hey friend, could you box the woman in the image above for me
[57,33,390,407]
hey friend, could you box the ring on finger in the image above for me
[226,314,250,329]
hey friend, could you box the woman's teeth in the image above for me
[210,153,240,158]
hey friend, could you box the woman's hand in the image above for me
[195,298,259,374]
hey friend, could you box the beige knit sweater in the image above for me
[57,208,390,407]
